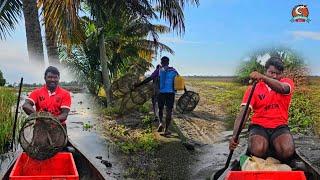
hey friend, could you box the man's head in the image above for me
[44,66,60,91]
[264,57,284,80]
[161,56,169,67]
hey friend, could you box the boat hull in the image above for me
[1,139,105,180]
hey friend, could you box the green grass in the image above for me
[116,132,158,154]
[101,98,158,153]
[0,87,16,154]
[105,117,158,154]
[102,106,121,116]
[138,101,151,114]
[302,78,320,135]
[83,122,93,131]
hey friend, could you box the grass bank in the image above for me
[0,87,16,154]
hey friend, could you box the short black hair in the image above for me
[161,56,169,66]
[265,57,284,72]
[44,66,60,77]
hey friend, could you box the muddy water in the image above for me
[294,135,320,173]
[189,131,248,180]
[66,92,124,179]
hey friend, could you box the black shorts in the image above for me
[158,93,175,110]
[248,124,291,144]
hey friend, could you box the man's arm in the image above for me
[250,72,290,94]
[135,76,153,88]
[135,68,160,88]
[22,99,36,115]
[229,106,251,150]
[232,106,251,136]
[57,108,70,122]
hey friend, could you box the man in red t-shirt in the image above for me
[229,57,295,162]
[22,66,71,131]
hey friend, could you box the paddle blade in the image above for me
[212,167,226,180]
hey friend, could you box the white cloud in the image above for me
[0,41,75,84]
[291,31,320,40]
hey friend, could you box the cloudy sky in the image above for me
[0,0,319,84]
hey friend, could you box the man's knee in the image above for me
[250,144,268,158]
[249,135,268,158]
[276,144,295,159]
[273,133,295,160]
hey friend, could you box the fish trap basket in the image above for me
[119,84,154,112]
[176,91,200,113]
[130,83,154,105]
[111,73,139,98]
[19,112,67,160]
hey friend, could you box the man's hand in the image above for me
[229,136,239,150]
[133,83,140,89]
[250,71,265,81]
[22,99,36,115]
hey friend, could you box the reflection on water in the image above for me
[67,93,123,179]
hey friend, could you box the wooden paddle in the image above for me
[11,77,23,150]
[212,81,257,180]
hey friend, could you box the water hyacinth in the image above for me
[0,87,16,154]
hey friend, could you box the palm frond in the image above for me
[153,0,185,34]
[0,0,22,40]
[134,39,174,54]
[38,0,85,49]
[59,45,101,94]
[152,0,199,34]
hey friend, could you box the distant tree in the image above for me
[0,70,6,86]
[236,57,264,85]
[236,47,309,85]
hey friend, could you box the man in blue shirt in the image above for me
[135,56,178,136]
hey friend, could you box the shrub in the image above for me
[236,47,309,85]
[0,70,6,86]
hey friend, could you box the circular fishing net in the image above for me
[111,73,139,99]
[118,83,154,112]
[130,83,154,105]
[176,91,200,113]
[19,112,67,160]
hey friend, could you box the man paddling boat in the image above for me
[230,57,295,163]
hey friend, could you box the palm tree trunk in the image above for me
[99,33,112,105]
[43,3,59,67]
[22,0,44,68]
[44,23,59,66]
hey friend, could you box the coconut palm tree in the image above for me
[0,0,22,40]
[22,0,45,67]
[39,0,199,105]
[1,0,46,68]
[60,13,173,95]
[43,4,59,67]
